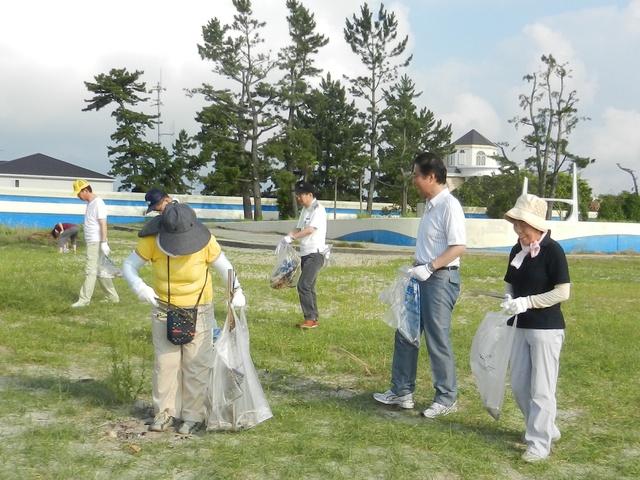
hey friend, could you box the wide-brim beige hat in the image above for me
[505,194,548,232]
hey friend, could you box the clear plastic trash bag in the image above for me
[378,265,421,347]
[207,307,273,431]
[270,243,300,289]
[320,244,334,269]
[98,255,122,278]
[470,309,517,420]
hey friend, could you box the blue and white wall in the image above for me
[212,217,640,254]
[0,187,393,228]
[2,187,638,253]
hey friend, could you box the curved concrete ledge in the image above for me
[218,218,640,254]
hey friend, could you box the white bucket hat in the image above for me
[504,194,548,232]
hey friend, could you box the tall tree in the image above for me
[343,2,412,214]
[164,129,204,194]
[193,0,278,220]
[378,75,452,214]
[270,0,329,218]
[194,101,247,199]
[299,73,367,216]
[510,54,594,215]
[83,68,159,191]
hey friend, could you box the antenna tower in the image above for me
[150,73,174,144]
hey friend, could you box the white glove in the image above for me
[276,235,294,254]
[100,242,111,256]
[408,265,431,282]
[134,283,158,307]
[500,294,530,315]
[231,288,246,308]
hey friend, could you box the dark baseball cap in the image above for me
[145,188,168,214]
[294,181,315,195]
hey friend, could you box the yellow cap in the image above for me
[72,179,90,196]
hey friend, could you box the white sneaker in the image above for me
[71,300,89,308]
[373,390,414,409]
[521,451,546,463]
[421,401,458,418]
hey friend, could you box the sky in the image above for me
[1,0,639,197]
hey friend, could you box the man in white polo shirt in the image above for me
[374,152,466,418]
[278,181,327,329]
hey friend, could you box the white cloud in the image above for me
[520,23,597,104]
[581,108,640,195]
[441,93,502,140]
[1,0,638,197]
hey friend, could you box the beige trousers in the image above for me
[78,242,119,303]
[151,303,215,423]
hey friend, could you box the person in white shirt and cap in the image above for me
[71,179,119,307]
[278,181,327,329]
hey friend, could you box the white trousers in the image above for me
[510,327,565,458]
[151,303,215,423]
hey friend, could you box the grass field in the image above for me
[0,226,639,479]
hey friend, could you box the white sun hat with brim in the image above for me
[504,194,548,232]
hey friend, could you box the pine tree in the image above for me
[343,3,412,214]
[193,0,278,220]
[510,54,594,212]
[270,0,329,218]
[378,75,452,214]
[83,68,159,191]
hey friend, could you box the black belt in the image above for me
[437,266,459,271]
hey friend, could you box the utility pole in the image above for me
[150,73,174,145]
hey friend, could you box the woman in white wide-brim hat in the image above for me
[499,194,571,463]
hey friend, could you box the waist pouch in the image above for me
[165,258,208,346]
[166,307,198,345]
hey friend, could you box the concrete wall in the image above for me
[0,187,394,228]
[0,176,114,191]
[2,187,638,253]
[217,217,640,254]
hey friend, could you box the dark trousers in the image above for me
[297,253,324,320]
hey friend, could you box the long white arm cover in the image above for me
[504,282,570,309]
[122,251,147,292]
[529,283,570,309]
[211,252,241,291]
